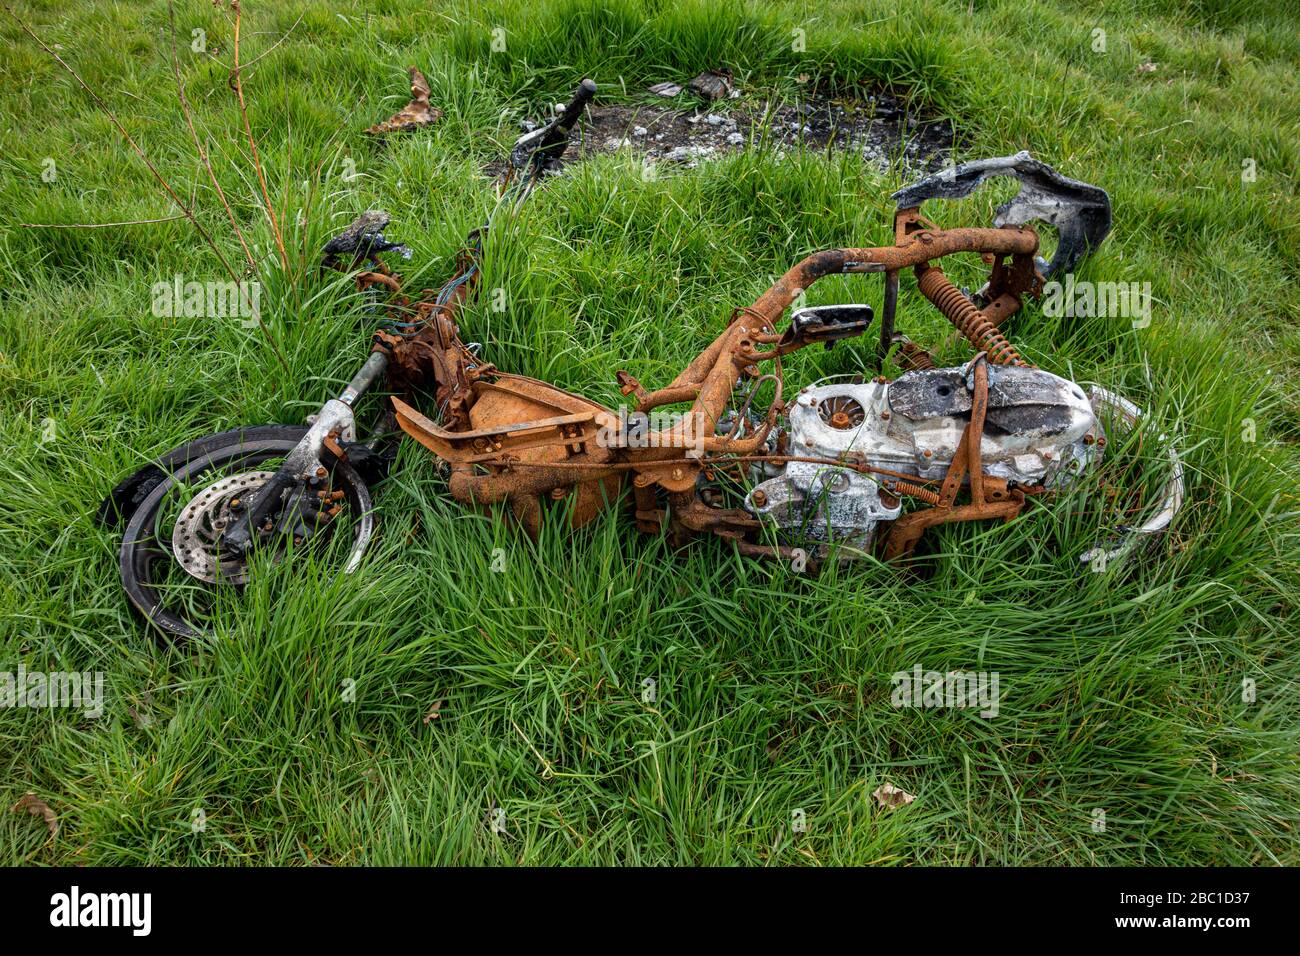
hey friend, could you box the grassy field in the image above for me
[1,0,1297,865]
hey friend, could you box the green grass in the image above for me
[1,0,1297,865]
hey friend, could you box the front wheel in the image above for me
[118,425,374,641]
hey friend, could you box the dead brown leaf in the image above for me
[872,781,916,811]
[364,66,443,136]
[423,699,444,723]
[688,69,733,101]
[11,792,58,839]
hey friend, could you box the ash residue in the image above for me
[568,92,955,172]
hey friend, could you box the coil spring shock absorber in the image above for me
[916,265,1028,367]
[882,478,941,505]
[894,338,936,371]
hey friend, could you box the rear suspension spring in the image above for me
[916,266,1028,367]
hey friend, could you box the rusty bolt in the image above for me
[1083,434,1095,445]
[1098,437,1107,448]
[316,467,327,478]
[922,449,933,458]
[881,410,891,420]
[229,498,242,510]
[751,489,768,508]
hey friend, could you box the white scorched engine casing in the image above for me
[745,365,1104,553]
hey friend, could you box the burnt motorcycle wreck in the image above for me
[101,80,1183,640]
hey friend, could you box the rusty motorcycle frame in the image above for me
[103,80,1182,640]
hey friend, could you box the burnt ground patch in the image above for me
[567,91,956,171]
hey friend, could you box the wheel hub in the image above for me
[171,471,274,584]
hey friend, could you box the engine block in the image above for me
[746,365,1104,552]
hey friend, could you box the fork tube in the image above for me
[340,351,389,406]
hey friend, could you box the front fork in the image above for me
[220,350,389,554]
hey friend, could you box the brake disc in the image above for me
[171,471,274,584]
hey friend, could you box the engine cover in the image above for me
[746,365,1103,552]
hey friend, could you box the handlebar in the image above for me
[509,78,597,173]
[554,77,597,133]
